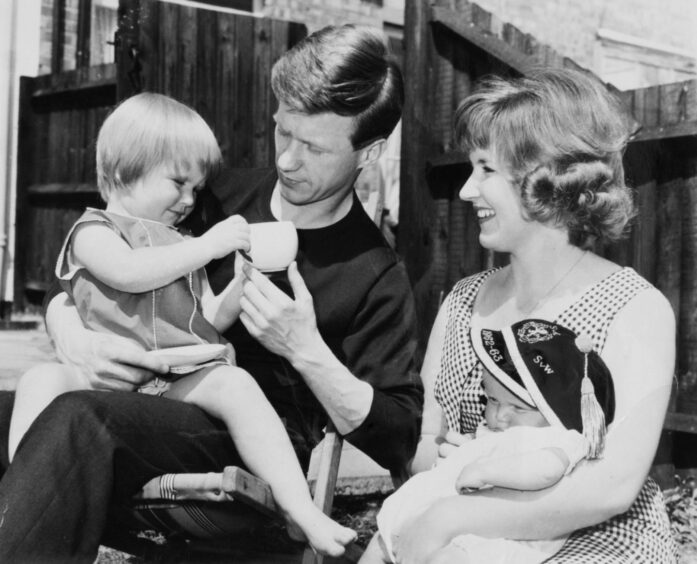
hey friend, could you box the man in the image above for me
[0,24,422,563]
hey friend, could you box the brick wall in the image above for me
[38,0,53,74]
[261,0,389,31]
[38,0,80,74]
[471,0,697,71]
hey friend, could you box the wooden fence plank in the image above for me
[251,17,272,167]
[632,181,657,284]
[656,178,683,318]
[196,7,217,128]
[214,11,236,165]
[233,13,254,167]
[160,1,178,98]
[178,4,197,105]
[401,0,439,350]
[14,77,37,309]
[678,176,697,414]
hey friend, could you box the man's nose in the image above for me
[277,141,301,172]
[459,171,479,201]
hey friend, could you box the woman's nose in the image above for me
[459,171,479,201]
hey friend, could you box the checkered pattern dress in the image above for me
[434,267,677,563]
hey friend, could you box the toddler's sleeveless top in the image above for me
[56,208,226,352]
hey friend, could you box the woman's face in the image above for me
[459,148,533,253]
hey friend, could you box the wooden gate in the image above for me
[14,0,305,309]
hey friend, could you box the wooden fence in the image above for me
[400,0,697,471]
[14,0,305,306]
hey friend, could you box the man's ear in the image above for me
[358,138,387,168]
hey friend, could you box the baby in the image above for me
[364,319,615,563]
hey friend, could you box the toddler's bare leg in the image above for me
[166,366,356,556]
[9,363,88,461]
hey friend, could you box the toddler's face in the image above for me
[112,163,206,225]
[482,369,548,431]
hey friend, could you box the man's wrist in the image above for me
[287,332,334,372]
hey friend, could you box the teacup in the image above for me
[245,221,298,272]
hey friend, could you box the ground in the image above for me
[98,484,697,563]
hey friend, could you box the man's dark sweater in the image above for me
[191,168,423,475]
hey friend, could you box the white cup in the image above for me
[245,221,298,272]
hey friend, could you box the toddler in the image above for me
[364,319,615,563]
[8,92,355,557]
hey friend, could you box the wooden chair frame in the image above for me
[129,423,363,563]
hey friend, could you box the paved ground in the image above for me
[0,325,56,390]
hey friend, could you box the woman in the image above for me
[367,68,676,563]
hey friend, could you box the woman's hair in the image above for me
[454,68,635,247]
[96,92,222,200]
[271,24,403,149]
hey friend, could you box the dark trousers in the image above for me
[0,390,243,564]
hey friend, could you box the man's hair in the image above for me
[96,92,221,200]
[271,24,403,149]
[455,68,635,247]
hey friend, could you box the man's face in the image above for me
[273,102,364,219]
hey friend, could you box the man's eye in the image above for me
[308,146,324,155]
[488,397,499,405]
[482,166,495,174]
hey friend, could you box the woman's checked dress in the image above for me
[435,267,677,563]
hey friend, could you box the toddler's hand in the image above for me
[201,215,250,259]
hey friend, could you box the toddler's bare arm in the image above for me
[71,216,249,293]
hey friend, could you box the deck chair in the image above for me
[123,422,364,563]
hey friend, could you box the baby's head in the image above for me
[96,93,221,220]
[472,319,615,458]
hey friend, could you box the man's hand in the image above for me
[239,261,321,362]
[55,329,168,391]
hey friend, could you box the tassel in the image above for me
[580,354,607,459]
